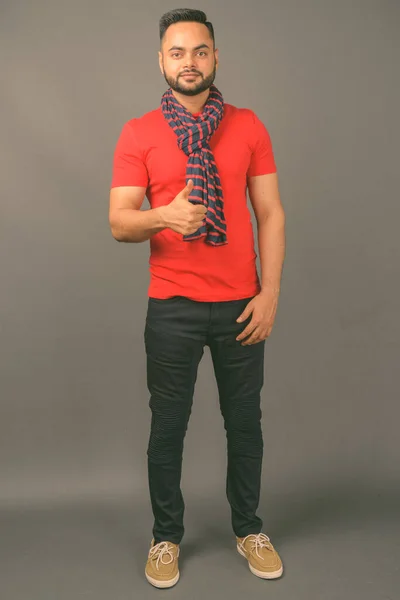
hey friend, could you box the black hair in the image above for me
[159,8,215,48]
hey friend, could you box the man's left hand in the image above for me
[236,288,280,345]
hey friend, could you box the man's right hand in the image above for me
[160,180,207,235]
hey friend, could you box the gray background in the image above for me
[1,0,399,598]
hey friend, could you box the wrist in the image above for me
[156,205,169,229]
[260,282,280,295]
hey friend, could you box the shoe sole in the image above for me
[145,570,180,588]
[237,544,283,579]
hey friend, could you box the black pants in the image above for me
[144,295,265,544]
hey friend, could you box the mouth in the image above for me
[181,73,200,79]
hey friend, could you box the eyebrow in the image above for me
[167,44,211,52]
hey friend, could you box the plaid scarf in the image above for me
[161,84,227,245]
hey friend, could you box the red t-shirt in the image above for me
[110,103,277,301]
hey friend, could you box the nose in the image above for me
[182,55,197,71]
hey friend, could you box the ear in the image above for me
[214,48,219,70]
[158,51,164,75]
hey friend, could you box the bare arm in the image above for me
[109,180,206,243]
[109,186,166,243]
[247,172,286,293]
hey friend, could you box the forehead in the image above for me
[162,21,213,49]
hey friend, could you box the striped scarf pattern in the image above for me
[161,84,227,245]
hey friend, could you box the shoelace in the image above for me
[149,541,179,570]
[240,533,274,559]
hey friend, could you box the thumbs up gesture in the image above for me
[161,180,207,235]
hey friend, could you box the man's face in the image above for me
[159,22,218,97]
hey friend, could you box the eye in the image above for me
[198,51,207,57]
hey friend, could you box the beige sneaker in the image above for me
[145,539,180,588]
[237,533,283,579]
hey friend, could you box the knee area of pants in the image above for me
[147,412,188,459]
[223,406,262,430]
[150,414,190,438]
[150,393,192,414]
[147,437,184,462]
[226,425,263,451]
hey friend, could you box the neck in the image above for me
[171,88,210,114]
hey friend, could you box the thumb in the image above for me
[182,179,194,198]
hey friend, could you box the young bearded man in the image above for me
[109,8,286,589]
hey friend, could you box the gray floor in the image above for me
[1,483,399,600]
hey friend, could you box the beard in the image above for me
[162,62,217,97]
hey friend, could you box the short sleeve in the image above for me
[110,120,149,188]
[246,111,277,178]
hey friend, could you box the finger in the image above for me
[242,330,263,345]
[194,205,207,214]
[236,310,252,324]
[242,337,260,346]
[243,328,270,345]
[236,321,258,341]
[242,327,265,345]
[236,304,254,323]
[190,212,206,227]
